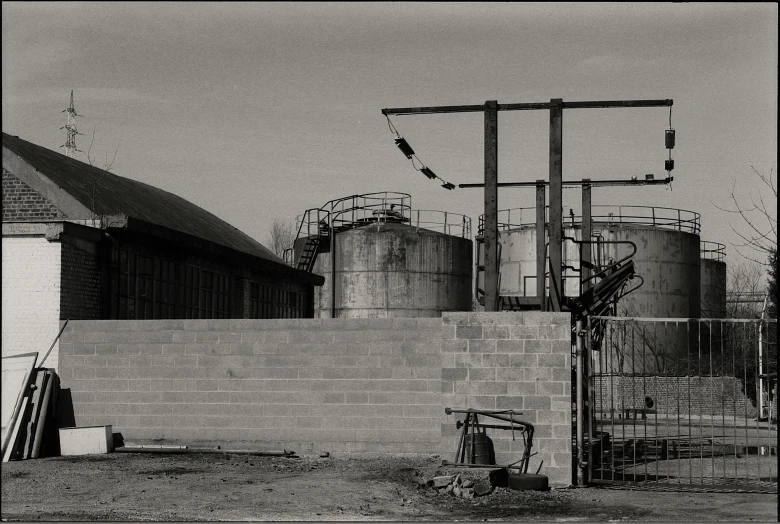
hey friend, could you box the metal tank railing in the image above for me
[284,192,472,266]
[478,205,701,235]
[700,241,726,262]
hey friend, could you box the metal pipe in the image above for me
[576,319,586,486]
[458,177,672,188]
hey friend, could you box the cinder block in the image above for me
[523,340,552,354]
[496,367,524,382]
[507,381,537,395]
[442,367,468,381]
[454,354,482,368]
[537,382,565,395]
[106,331,132,343]
[469,396,498,409]
[72,345,96,356]
[116,343,142,355]
[551,340,572,354]
[496,340,525,353]
[94,367,119,379]
[468,368,496,381]
[441,312,471,326]
[538,354,566,368]
[441,339,468,353]
[482,325,511,339]
[469,312,523,326]
[508,353,537,368]
[456,325,482,340]
[496,395,525,410]
[510,325,540,339]
[536,410,569,424]
[468,339,496,353]
[539,324,569,340]
[482,353,510,368]
[321,392,345,404]
[138,344,164,355]
[127,379,151,392]
[524,396,552,410]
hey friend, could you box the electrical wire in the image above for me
[385,114,457,190]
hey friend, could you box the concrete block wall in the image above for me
[440,312,572,485]
[58,313,575,486]
[58,318,443,454]
[1,236,62,365]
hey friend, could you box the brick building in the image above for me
[2,133,323,370]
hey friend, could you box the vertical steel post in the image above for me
[484,100,499,312]
[536,181,547,310]
[548,99,564,311]
[581,179,592,293]
[576,319,586,486]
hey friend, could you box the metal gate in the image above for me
[587,317,777,492]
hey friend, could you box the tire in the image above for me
[507,472,549,491]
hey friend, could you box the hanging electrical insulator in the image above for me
[665,159,674,172]
[394,137,415,159]
[665,129,675,149]
[441,182,455,190]
[420,167,437,180]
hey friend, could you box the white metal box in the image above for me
[59,425,113,456]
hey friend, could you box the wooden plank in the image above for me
[32,371,55,459]
[2,394,29,462]
[1,353,38,457]
[23,371,49,459]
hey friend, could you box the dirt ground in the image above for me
[1,452,777,522]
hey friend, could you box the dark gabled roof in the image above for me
[2,132,282,263]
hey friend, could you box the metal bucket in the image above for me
[463,433,495,465]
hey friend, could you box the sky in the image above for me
[2,2,777,269]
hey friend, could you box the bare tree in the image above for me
[726,260,766,319]
[83,129,119,227]
[266,218,297,260]
[717,166,777,265]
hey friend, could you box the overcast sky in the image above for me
[2,2,777,267]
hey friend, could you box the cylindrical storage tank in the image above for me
[494,206,702,373]
[310,222,472,318]
[700,241,727,319]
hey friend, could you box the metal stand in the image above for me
[443,408,535,473]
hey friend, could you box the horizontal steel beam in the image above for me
[459,177,673,189]
[381,99,672,116]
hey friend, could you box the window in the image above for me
[112,248,231,319]
[248,282,306,319]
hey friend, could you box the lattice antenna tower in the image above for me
[60,90,83,157]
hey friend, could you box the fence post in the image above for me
[576,319,587,486]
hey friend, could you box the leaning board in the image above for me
[1,353,38,446]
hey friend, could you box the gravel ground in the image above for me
[1,452,777,521]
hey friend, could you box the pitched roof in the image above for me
[2,132,282,263]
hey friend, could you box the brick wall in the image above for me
[440,312,572,485]
[1,236,62,365]
[2,169,65,221]
[593,375,757,418]
[58,313,574,486]
[60,239,102,321]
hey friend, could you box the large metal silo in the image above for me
[700,241,727,319]
[293,193,472,318]
[491,205,703,373]
[494,205,702,319]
